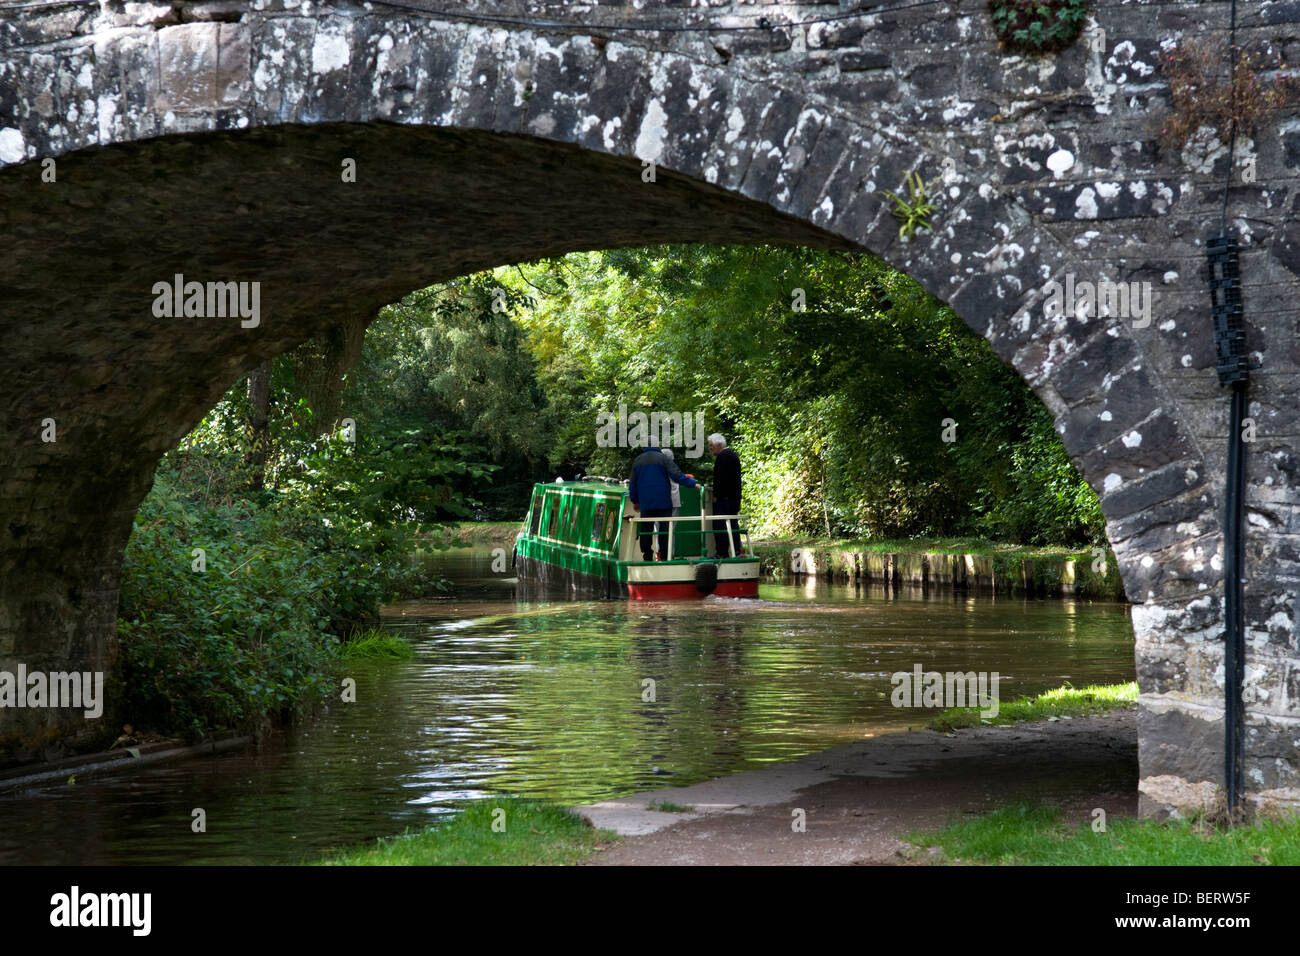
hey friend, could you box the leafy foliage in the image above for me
[117,464,341,740]
[500,245,1104,544]
[115,299,499,738]
[879,172,940,240]
[359,276,550,517]
[988,0,1090,55]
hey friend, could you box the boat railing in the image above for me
[626,513,752,560]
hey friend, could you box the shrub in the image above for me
[989,0,1090,56]
[115,463,424,740]
[1159,38,1297,150]
[116,469,339,739]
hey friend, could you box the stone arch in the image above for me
[2,1,1297,816]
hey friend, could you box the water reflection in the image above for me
[0,548,1134,865]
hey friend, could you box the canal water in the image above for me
[0,549,1136,865]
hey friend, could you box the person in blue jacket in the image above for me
[628,446,698,560]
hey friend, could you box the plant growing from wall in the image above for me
[1159,38,1296,150]
[879,171,940,240]
[988,0,1090,55]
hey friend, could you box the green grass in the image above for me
[926,681,1137,732]
[337,628,415,662]
[319,798,619,866]
[905,803,1300,865]
[647,800,693,813]
[441,522,521,546]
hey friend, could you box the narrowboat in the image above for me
[513,479,759,600]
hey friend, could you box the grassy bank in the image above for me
[434,521,521,547]
[926,682,1138,732]
[755,535,1095,560]
[337,629,414,662]
[753,535,1124,600]
[906,803,1300,865]
[319,798,617,865]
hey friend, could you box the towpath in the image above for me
[575,711,1136,865]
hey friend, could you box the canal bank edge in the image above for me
[0,732,251,796]
[574,711,1139,865]
[755,544,1125,600]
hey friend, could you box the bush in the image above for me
[966,403,1105,545]
[115,460,426,741]
[112,308,499,741]
[116,468,335,739]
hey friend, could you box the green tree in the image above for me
[501,244,1104,544]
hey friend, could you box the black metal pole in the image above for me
[1207,230,1248,817]
[1223,380,1246,814]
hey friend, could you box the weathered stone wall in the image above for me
[0,0,1297,815]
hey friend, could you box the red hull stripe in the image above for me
[628,580,759,600]
[714,580,759,597]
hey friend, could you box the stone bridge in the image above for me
[1,0,1298,816]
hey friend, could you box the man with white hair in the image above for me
[708,433,744,557]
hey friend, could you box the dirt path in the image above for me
[576,711,1136,865]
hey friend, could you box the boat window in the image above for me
[529,494,543,535]
[603,503,620,548]
[591,503,605,542]
[546,497,560,537]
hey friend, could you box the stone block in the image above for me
[156,23,221,112]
